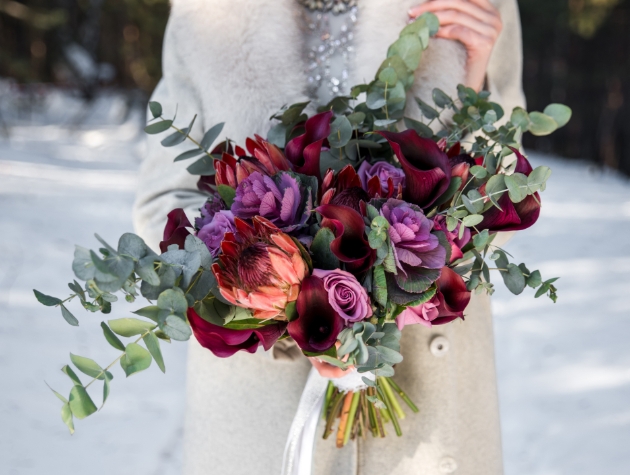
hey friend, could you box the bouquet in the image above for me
[35,13,569,446]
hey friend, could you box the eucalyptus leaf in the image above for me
[61,403,75,434]
[543,104,572,128]
[33,290,62,307]
[72,246,96,280]
[200,122,225,151]
[143,332,165,373]
[404,117,433,138]
[101,322,125,351]
[120,343,152,377]
[528,112,558,136]
[161,314,192,341]
[504,173,528,203]
[108,318,156,337]
[70,353,104,379]
[501,263,526,295]
[68,386,97,419]
[148,101,162,118]
[144,120,172,135]
[174,149,204,162]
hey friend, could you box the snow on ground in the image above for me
[0,96,629,475]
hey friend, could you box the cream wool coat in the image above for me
[133,1,526,473]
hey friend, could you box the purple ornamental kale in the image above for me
[196,210,236,257]
[380,198,446,273]
[357,160,406,195]
[195,193,226,230]
[231,171,313,232]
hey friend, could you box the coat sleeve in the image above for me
[132,18,208,251]
[487,0,527,114]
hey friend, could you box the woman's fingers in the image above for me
[309,357,352,379]
[435,23,494,53]
[409,0,502,35]
[431,10,499,39]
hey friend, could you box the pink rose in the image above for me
[312,268,372,324]
[396,296,440,330]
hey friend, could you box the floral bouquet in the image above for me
[35,13,569,446]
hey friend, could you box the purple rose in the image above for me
[380,199,447,273]
[231,171,312,233]
[312,268,372,324]
[358,161,406,197]
[197,210,236,257]
[195,193,226,230]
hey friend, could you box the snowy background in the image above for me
[1,91,629,475]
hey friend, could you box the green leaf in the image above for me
[432,88,452,108]
[100,322,125,351]
[347,112,366,126]
[473,229,491,249]
[148,101,162,118]
[132,306,160,323]
[61,365,82,386]
[120,343,152,377]
[388,34,422,70]
[60,304,79,326]
[157,289,189,314]
[285,301,298,323]
[108,318,156,337]
[68,386,97,419]
[510,107,529,130]
[528,166,552,193]
[311,228,340,270]
[404,117,433,138]
[432,176,462,207]
[33,290,62,307]
[469,165,488,179]
[528,111,558,136]
[415,97,439,120]
[200,122,225,151]
[186,155,216,175]
[102,371,113,407]
[70,353,104,379]
[174,148,204,162]
[161,129,188,147]
[193,298,234,326]
[501,263,526,295]
[462,195,483,214]
[376,346,403,365]
[373,265,387,307]
[328,115,353,148]
[161,314,192,341]
[144,120,173,134]
[527,270,542,288]
[61,403,75,434]
[504,173,528,203]
[217,184,236,208]
[46,382,68,403]
[543,104,572,128]
[485,174,506,209]
[143,332,165,373]
[72,246,96,280]
[462,214,483,227]
[378,67,398,85]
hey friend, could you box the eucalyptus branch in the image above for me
[84,329,152,390]
[160,114,214,159]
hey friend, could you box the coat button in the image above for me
[429,335,449,357]
[439,456,458,473]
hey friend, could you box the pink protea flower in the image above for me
[212,216,308,320]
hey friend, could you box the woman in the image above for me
[133,1,525,474]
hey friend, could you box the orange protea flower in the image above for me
[211,216,308,320]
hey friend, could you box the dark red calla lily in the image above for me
[477,149,541,232]
[287,275,344,353]
[160,208,192,252]
[377,130,451,209]
[188,307,287,358]
[432,266,471,325]
[285,110,333,179]
[316,204,376,277]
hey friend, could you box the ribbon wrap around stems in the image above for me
[281,367,375,475]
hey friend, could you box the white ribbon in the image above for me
[281,368,375,475]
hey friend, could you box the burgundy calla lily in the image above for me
[477,149,541,232]
[188,307,286,358]
[378,130,451,209]
[316,204,376,277]
[287,275,344,353]
[285,110,333,179]
[160,208,192,252]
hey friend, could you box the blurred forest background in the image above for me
[1,0,629,174]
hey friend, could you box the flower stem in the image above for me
[380,377,405,420]
[378,379,402,437]
[323,391,344,440]
[336,391,355,448]
[322,381,334,420]
[386,377,419,413]
[343,391,361,446]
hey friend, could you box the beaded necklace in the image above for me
[298,0,358,15]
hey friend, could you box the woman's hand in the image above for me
[409,0,503,92]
